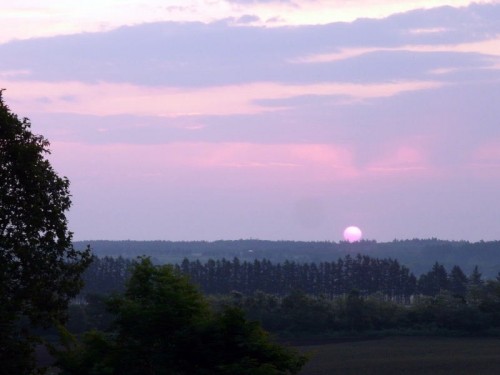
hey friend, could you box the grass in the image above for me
[296,336,500,375]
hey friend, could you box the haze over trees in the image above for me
[0,92,92,373]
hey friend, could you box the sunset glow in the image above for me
[2,0,499,241]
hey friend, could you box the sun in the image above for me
[343,226,362,243]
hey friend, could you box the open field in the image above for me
[296,337,500,375]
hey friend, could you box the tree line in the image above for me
[177,256,417,302]
[82,254,491,302]
[68,255,500,337]
[77,238,500,278]
[208,280,500,335]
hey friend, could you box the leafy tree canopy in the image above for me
[0,91,91,373]
[57,258,307,375]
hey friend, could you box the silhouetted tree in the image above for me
[418,262,448,296]
[467,265,485,305]
[449,265,468,296]
[0,91,91,372]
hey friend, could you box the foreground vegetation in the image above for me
[1,92,91,373]
[297,337,500,375]
[57,258,307,375]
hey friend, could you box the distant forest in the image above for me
[82,254,492,300]
[75,254,500,337]
[75,238,500,277]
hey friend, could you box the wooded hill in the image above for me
[74,239,500,277]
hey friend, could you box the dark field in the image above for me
[297,337,500,375]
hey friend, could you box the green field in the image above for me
[297,337,500,375]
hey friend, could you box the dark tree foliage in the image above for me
[449,265,468,296]
[479,278,500,324]
[77,256,480,308]
[0,91,91,372]
[216,285,500,336]
[175,255,417,302]
[81,256,132,296]
[57,258,307,375]
[68,258,500,338]
[417,262,449,296]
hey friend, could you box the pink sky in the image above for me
[0,0,484,42]
[2,1,500,241]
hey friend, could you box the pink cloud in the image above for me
[472,140,500,160]
[292,36,500,65]
[467,139,500,177]
[4,79,444,118]
[48,141,361,192]
[48,139,446,207]
[365,141,431,176]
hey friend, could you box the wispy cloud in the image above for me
[0,0,495,43]
[292,37,500,64]
[4,79,444,117]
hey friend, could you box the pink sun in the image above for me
[343,226,362,243]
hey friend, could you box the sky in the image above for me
[1,0,500,242]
